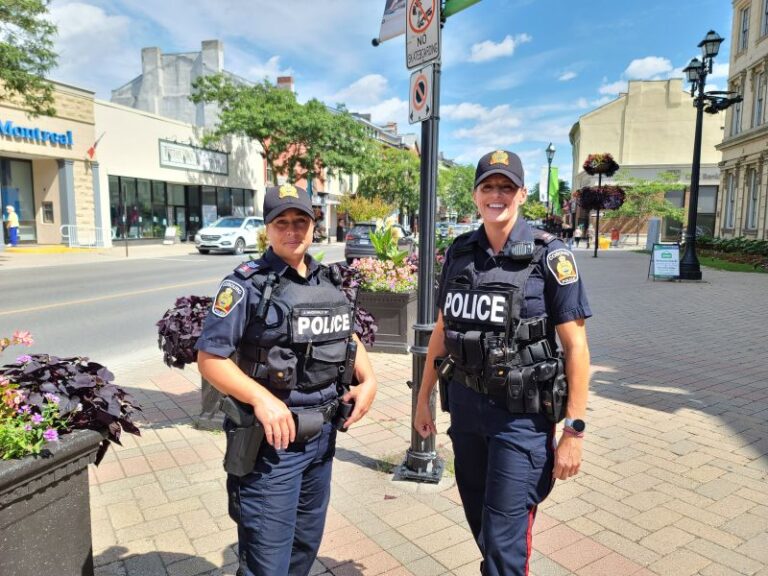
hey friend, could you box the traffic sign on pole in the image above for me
[409,64,434,124]
[406,0,440,69]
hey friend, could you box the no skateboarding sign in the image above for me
[406,0,440,69]
[409,64,434,123]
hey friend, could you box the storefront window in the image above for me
[245,190,255,216]
[202,186,217,227]
[0,158,36,243]
[136,179,152,238]
[121,178,138,238]
[218,187,232,217]
[152,181,167,238]
[109,176,122,239]
[232,189,244,216]
[187,186,201,237]
[662,189,684,241]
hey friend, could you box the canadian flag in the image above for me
[87,132,105,160]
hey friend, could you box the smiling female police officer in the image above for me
[196,183,377,576]
[415,150,591,576]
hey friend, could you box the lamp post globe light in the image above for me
[679,30,741,280]
[545,142,555,230]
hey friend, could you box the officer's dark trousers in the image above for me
[227,422,336,576]
[448,380,554,576]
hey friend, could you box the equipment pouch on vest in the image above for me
[505,369,525,413]
[463,331,485,375]
[444,329,465,364]
[266,346,298,389]
[304,339,348,386]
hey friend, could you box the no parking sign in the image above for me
[409,64,434,124]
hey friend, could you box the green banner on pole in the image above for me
[548,166,560,215]
[443,0,482,18]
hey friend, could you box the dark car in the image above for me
[344,222,414,264]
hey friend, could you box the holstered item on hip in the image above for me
[220,396,265,477]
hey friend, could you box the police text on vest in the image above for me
[444,291,506,324]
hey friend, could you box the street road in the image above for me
[0,244,344,366]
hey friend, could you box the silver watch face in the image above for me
[566,418,586,433]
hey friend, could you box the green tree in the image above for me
[0,0,57,116]
[608,170,685,243]
[339,195,394,223]
[357,144,420,218]
[522,193,548,220]
[437,163,476,219]
[190,75,369,184]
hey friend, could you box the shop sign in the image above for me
[0,120,73,146]
[159,140,228,175]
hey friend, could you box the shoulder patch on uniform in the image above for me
[212,279,246,317]
[234,259,262,279]
[546,248,579,286]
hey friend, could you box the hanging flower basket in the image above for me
[573,185,626,212]
[583,153,620,177]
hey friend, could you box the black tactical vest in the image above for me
[236,264,353,392]
[441,230,556,378]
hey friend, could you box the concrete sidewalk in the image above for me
[89,249,768,576]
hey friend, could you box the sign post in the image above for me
[394,0,444,484]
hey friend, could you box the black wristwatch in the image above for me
[564,418,586,433]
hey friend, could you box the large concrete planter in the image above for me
[358,290,417,354]
[0,428,103,576]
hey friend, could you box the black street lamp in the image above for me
[545,142,555,229]
[679,30,741,280]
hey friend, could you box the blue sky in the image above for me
[48,0,732,184]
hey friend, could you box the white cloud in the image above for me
[710,63,729,79]
[598,80,628,95]
[451,104,524,149]
[247,56,293,83]
[442,103,487,120]
[590,96,614,107]
[358,97,408,126]
[468,33,531,63]
[625,56,673,79]
[577,97,589,109]
[559,71,577,82]
[329,74,389,108]
[49,2,138,94]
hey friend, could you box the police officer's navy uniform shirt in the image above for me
[438,217,592,324]
[195,247,339,408]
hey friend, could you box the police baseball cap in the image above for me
[263,183,314,224]
[474,150,525,188]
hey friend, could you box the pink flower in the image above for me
[43,428,59,442]
[12,330,34,347]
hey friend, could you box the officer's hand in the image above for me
[553,434,583,480]
[253,393,295,450]
[413,396,437,439]
[341,379,377,429]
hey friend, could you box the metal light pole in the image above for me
[679,30,725,280]
[545,142,555,230]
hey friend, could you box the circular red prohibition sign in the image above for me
[412,74,428,111]
[408,0,435,34]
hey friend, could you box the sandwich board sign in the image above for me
[649,243,680,280]
[406,0,440,69]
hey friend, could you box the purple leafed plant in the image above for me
[338,264,378,346]
[1,355,141,463]
[157,295,214,368]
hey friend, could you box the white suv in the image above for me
[194,216,264,255]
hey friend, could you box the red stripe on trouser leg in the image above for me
[525,505,537,576]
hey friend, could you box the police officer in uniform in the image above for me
[196,183,377,576]
[415,150,591,576]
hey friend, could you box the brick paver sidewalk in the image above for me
[90,250,768,576]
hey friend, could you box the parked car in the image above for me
[194,216,264,255]
[344,222,414,264]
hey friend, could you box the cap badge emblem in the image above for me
[490,150,509,166]
[279,184,298,199]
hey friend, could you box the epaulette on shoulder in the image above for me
[533,229,558,245]
[234,259,266,279]
[452,231,475,255]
